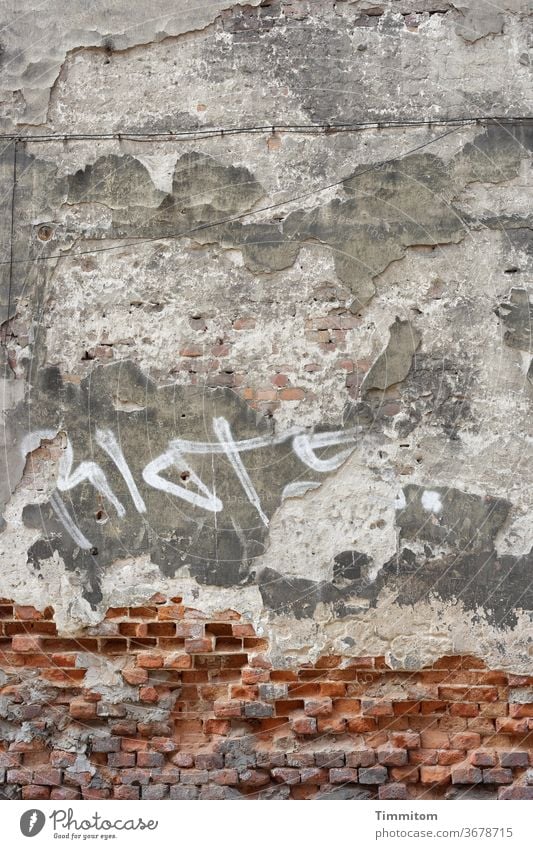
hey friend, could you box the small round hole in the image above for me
[37,225,54,241]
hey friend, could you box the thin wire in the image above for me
[0,121,473,269]
[4,139,18,344]
[0,114,530,143]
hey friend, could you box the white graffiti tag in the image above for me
[21,420,360,549]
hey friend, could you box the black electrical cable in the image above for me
[3,140,18,343]
[0,114,530,143]
[0,120,474,269]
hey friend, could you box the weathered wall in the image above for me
[1,0,532,800]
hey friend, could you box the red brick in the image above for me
[317,716,347,734]
[137,751,165,768]
[108,752,135,768]
[11,634,42,652]
[420,765,451,784]
[300,767,328,784]
[213,699,243,718]
[164,653,191,669]
[509,703,533,718]
[346,749,375,768]
[157,605,185,621]
[22,785,50,799]
[450,703,479,717]
[114,786,140,799]
[242,667,270,685]
[393,701,421,716]
[271,767,300,785]
[451,765,483,784]
[329,768,358,784]
[32,768,62,786]
[291,716,317,735]
[390,732,420,749]
[320,683,347,698]
[361,699,393,716]
[390,766,420,783]
[470,750,496,767]
[438,750,465,765]
[379,783,410,799]
[304,697,332,717]
[420,700,448,715]
[409,749,438,766]
[496,717,528,733]
[499,751,529,768]
[185,637,214,653]
[121,739,148,753]
[122,666,148,685]
[204,719,231,736]
[14,605,44,620]
[238,769,270,786]
[450,732,481,750]
[483,767,513,784]
[420,730,450,749]
[51,787,81,800]
[498,786,533,799]
[139,687,158,703]
[347,717,376,733]
[232,623,256,638]
[69,700,96,720]
[359,766,388,784]
[377,746,408,766]
[136,652,163,668]
[211,768,239,785]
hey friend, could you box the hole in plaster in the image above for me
[37,224,54,241]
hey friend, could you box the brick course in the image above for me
[0,595,531,800]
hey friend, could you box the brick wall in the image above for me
[0,595,531,801]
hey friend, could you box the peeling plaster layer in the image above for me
[0,0,263,126]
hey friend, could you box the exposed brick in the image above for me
[330,768,358,784]
[195,753,224,770]
[108,753,135,768]
[170,786,199,799]
[346,749,375,768]
[499,751,529,768]
[498,786,533,800]
[451,766,483,784]
[142,785,168,799]
[304,697,333,717]
[32,768,62,786]
[210,768,239,785]
[450,732,481,750]
[69,699,97,720]
[470,750,496,767]
[377,747,408,767]
[22,785,50,799]
[379,783,410,799]
[359,766,388,784]
[291,716,317,735]
[271,767,300,785]
[114,786,140,799]
[483,768,513,784]
[137,752,165,768]
[180,769,209,785]
[420,766,451,784]
[238,769,270,786]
